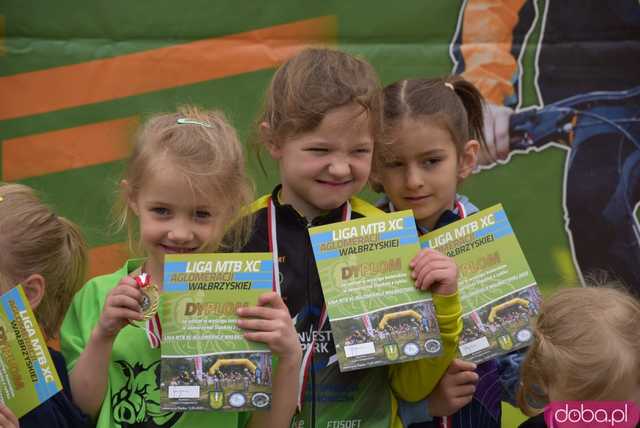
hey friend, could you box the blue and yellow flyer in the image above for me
[309,210,443,372]
[0,286,62,418]
[421,204,541,363]
[161,253,273,412]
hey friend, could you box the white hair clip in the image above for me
[444,82,454,90]
[177,118,212,128]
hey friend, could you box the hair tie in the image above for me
[444,82,454,91]
[176,118,212,128]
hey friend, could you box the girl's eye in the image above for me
[305,147,329,153]
[353,148,372,155]
[194,210,213,220]
[422,158,442,168]
[151,207,170,216]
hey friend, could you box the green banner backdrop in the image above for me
[2,1,639,424]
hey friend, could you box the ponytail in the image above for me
[448,77,487,149]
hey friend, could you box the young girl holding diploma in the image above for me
[242,48,463,428]
[371,76,524,428]
[61,106,302,428]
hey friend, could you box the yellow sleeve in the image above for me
[388,292,462,402]
[459,0,527,104]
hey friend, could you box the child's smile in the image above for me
[270,103,373,220]
[127,161,224,282]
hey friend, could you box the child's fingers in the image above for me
[111,284,143,304]
[452,384,476,398]
[237,305,286,321]
[107,294,141,312]
[410,248,447,267]
[243,330,279,344]
[411,256,451,279]
[0,404,18,428]
[415,266,450,290]
[256,292,287,310]
[237,318,280,332]
[105,306,144,322]
[119,275,139,287]
[448,359,477,373]
[451,370,480,386]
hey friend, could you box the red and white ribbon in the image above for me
[267,197,351,411]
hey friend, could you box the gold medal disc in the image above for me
[139,284,160,320]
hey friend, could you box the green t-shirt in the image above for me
[61,259,250,428]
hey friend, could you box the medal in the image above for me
[135,273,160,320]
[130,272,163,348]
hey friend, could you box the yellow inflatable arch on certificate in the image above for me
[487,298,530,323]
[378,310,422,330]
[208,358,257,375]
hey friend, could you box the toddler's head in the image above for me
[518,286,640,414]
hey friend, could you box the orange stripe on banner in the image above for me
[0,16,336,120]
[88,242,129,279]
[3,116,138,181]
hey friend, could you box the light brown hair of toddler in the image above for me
[254,47,382,169]
[115,105,254,253]
[517,286,640,415]
[371,76,488,192]
[0,183,88,339]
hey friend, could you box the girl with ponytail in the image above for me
[371,76,523,428]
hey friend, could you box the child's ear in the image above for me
[22,274,45,310]
[458,139,480,180]
[121,180,139,215]
[260,122,282,160]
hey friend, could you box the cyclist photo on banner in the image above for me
[451,0,640,298]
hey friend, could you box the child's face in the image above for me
[375,118,476,230]
[268,103,374,219]
[128,163,223,278]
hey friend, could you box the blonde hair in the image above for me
[518,286,640,415]
[255,47,382,164]
[0,183,88,338]
[116,105,254,253]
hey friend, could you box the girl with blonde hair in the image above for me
[61,105,301,428]
[518,286,640,427]
[0,183,88,428]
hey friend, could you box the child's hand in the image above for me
[0,404,19,428]
[428,359,478,417]
[237,292,302,365]
[96,276,144,339]
[410,249,459,295]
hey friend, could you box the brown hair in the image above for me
[518,286,640,415]
[371,76,487,192]
[0,183,88,338]
[116,105,254,253]
[255,47,382,163]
